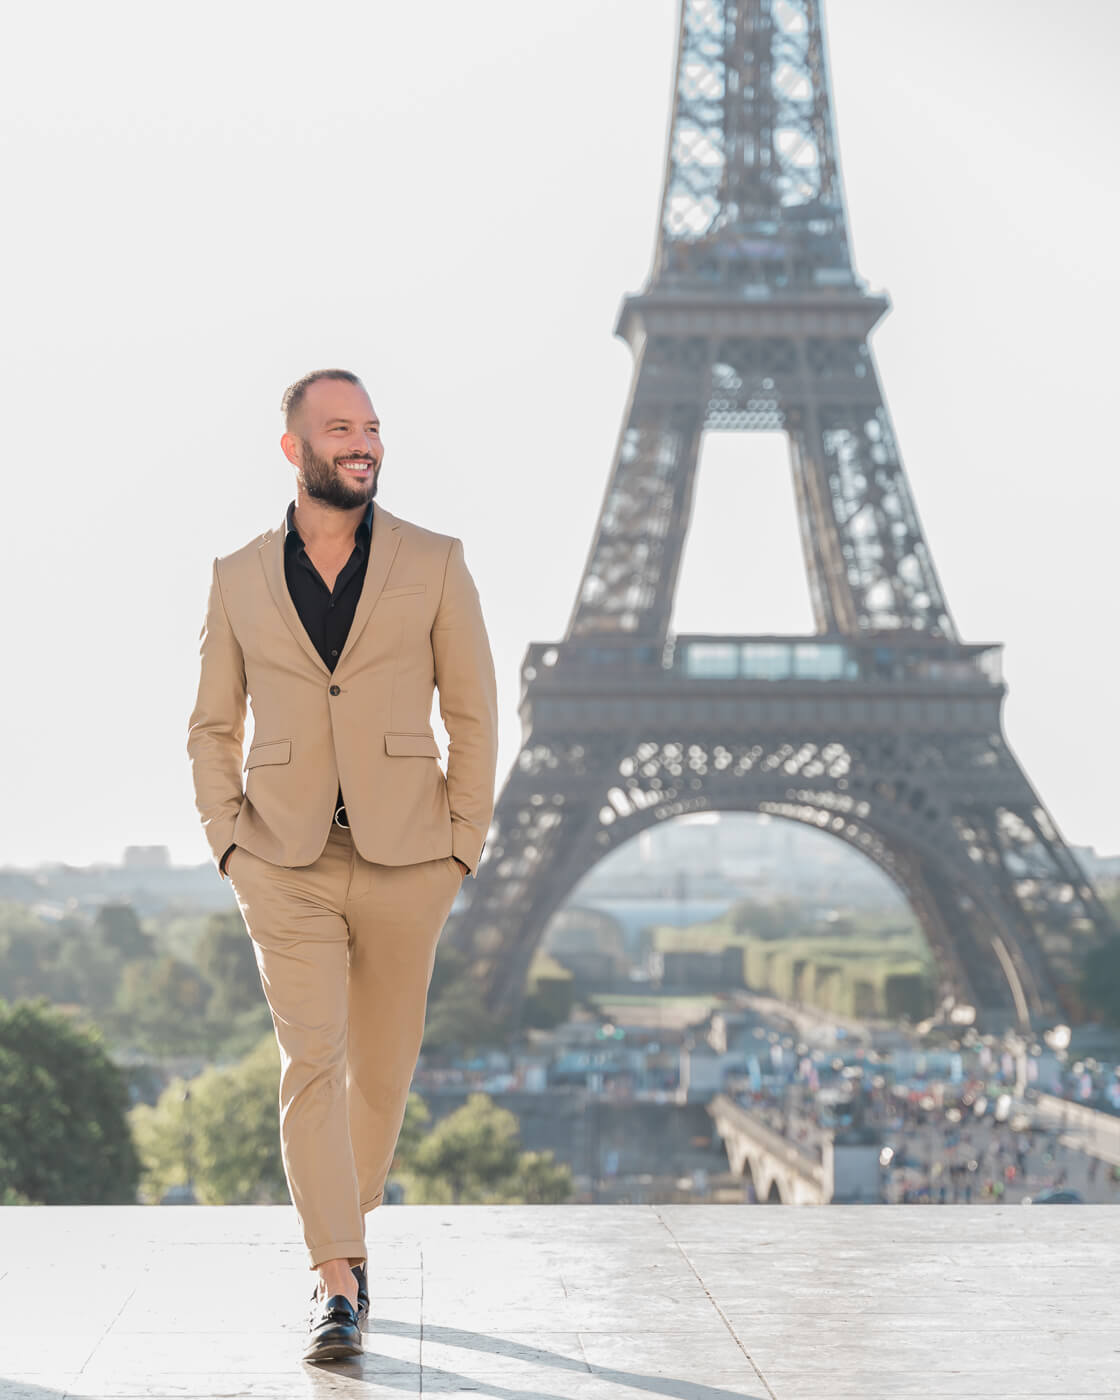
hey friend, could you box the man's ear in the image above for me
[280,431,302,468]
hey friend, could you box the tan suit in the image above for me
[188,503,498,875]
[187,503,498,1267]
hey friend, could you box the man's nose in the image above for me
[346,433,379,458]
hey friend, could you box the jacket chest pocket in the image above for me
[379,584,427,600]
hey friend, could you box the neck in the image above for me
[292,489,369,549]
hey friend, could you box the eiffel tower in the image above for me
[447,0,1115,1032]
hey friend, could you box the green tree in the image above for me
[521,954,575,1030]
[0,906,126,1013]
[393,1090,431,1166]
[206,1003,276,1061]
[402,1092,571,1205]
[427,946,510,1044]
[54,917,122,1012]
[131,1033,287,1204]
[423,950,511,1053]
[0,905,54,1002]
[112,955,213,1053]
[94,902,154,960]
[0,999,140,1203]
[0,928,43,1002]
[726,897,809,941]
[427,943,469,1004]
[196,912,262,1023]
[407,1092,521,1203]
[510,1149,573,1204]
[422,982,504,1053]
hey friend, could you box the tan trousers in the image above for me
[227,823,462,1267]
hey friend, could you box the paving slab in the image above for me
[0,1204,1116,1399]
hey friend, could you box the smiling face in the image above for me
[281,377,384,510]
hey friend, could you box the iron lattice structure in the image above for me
[446,0,1114,1030]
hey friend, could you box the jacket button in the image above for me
[329,684,341,696]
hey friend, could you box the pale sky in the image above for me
[2,0,1117,867]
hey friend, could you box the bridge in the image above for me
[708,1092,881,1204]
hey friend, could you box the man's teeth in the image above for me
[341,462,371,472]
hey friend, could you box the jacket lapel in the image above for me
[259,518,331,677]
[337,505,402,668]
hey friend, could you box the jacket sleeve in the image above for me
[431,537,499,874]
[186,558,247,875]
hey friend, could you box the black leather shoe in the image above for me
[352,1263,370,1321]
[303,1293,362,1363]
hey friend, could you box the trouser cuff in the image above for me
[308,1238,367,1269]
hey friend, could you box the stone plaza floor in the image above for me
[0,1204,1116,1399]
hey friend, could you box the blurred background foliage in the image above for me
[5,884,1117,1207]
[0,999,139,1203]
[0,897,572,1207]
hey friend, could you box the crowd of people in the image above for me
[743,1069,1120,1204]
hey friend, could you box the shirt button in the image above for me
[330,649,339,657]
[329,684,341,696]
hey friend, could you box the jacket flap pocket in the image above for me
[385,732,440,758]
[380,584,426,598]
[244,739,292,771]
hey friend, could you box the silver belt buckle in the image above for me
[334,804,350,829]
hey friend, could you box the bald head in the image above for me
[281,368,365,433]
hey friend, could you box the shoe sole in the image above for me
[303,1337,363,1363]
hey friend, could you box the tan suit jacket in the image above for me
[187,505,498,877]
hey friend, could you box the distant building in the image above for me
[657,948,744,990]
[679,1036,740,1101]
[542,906,629,985]
[122,845,171,870]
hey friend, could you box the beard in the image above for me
[298,439,380,509]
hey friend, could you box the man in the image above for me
[187,369,498,1363]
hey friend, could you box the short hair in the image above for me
[281,369,364,430]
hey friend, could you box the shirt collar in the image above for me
[284,498,374,551]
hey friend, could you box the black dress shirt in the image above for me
[284,497,375,822]
[283,497,375,674]
[220,499,374,876]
